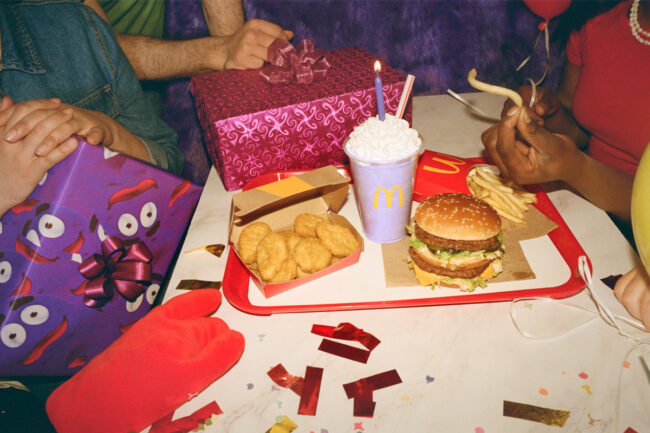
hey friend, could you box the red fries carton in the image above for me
[229,166,363,298]
[191,46,410,191]
[413,150,478,201]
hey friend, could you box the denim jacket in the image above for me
[0,0,183,174]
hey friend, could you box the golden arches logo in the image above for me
[373,185,404,209]
[422,155,466,174]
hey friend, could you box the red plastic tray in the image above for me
[223,165,589,315]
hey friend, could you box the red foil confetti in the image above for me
[318,338,370,364]
[343,369,403,398]
[298,366,324,416]
[503,400,570,427]
[150,400,222,433]
[342,369,402,417]
[311,322,380,351]
[175,279,222,291]
[267,363,304,396]
[353,397,377,418]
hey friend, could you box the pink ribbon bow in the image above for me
[78,236,153,308]
[259,39,331,85]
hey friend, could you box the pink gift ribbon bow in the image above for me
[78,236,153,308]
[259,39,330,85]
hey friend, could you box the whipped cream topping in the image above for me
[345,114,422,163]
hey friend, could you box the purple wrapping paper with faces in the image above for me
[191,46,411,191]
[0,141,202,376]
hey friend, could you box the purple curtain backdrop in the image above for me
[164,0,567,185]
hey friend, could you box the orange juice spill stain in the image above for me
[401,394,410,402]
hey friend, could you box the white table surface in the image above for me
[161,93,649,433]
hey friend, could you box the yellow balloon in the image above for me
[631,142,650,273]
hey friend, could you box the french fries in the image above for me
[466,166,537,223]
[467,68,523,108]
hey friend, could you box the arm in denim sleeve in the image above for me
[86,10,184,175]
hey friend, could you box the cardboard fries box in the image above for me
[191,46,411,191]
[0,142,202,376]
[229,166,363,297]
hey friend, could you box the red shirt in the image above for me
[566,0,650,175]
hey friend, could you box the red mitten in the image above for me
[45,289,244,433]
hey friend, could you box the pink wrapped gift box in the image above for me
[0,142,202,376]
[191,47,412,191]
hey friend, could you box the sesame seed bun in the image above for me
[414,193,501,241]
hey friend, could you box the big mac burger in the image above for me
[408,193,504,291]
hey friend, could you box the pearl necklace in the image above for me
[630,0,650,46]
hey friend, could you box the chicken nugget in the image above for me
[268,257,297,283]
[237,222,272,264]
[256,232,289,281]
[278,230,302,256]
[330,256,344,265]
[296,267,311,279]
[294,213,327,238]
[316,222,360,257]
[293,238,332,273]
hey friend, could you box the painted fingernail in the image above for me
[4,130,16,141]
[523,110,532,123]
[507,106,518,117]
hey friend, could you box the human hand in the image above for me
[220,18,293,70]
[0,97,78,216]
[614,266,650,330]
[481,107,582,185]
[500,85,560,126]
[46,289,245,433]
[1,99,115,155]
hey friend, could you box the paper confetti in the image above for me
[581,385,592,395]
[318,338,370,363]
[266,416,297,433]
[426,375,435,383]
[343,370,402,417]
[175,279,222,291]
[149,400,222,433]
[538,388,548,396]
[267,364,323,416]
[267,364,304,396]
[578,372,588,379]
[312,322,380,351]
[503,400,570,427]
[184,244,225,257]
[298,366,324,416]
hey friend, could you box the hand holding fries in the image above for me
[466,166,537,223]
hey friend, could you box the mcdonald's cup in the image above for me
[344,115,423,244]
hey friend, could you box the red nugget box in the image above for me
[191,45,410,191]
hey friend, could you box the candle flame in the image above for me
[374,60,381,74]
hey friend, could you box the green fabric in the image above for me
[96,0,165,38]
